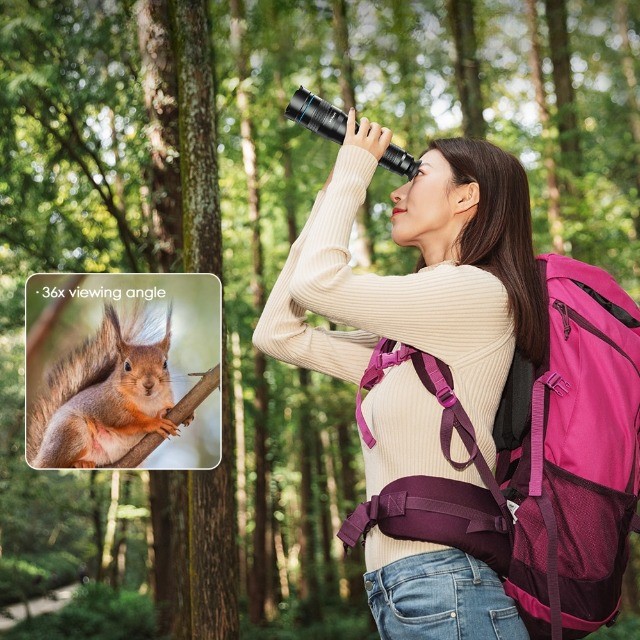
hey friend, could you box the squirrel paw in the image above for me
[72,460,96,469]
[182,412,195,427]
[149,417,179,439]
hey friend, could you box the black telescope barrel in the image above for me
[285,86,420,180]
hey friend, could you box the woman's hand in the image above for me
[343,107,393,161]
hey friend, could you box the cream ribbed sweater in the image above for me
[253,145,516,572]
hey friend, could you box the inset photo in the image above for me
[25,273,221,470]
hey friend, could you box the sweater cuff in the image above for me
[332,145,379,187]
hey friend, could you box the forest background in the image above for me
[1,0,639,638]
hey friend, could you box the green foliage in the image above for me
[591,614,640,638]
[0,552,80,606]
[240,603,378,640]
[1,583,161,640]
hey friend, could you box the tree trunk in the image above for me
[112,472,132,589]
[169,0,239,637]
[320,428,346,581]
[297,368,320,610]
[170,471,191,640]
[149,472,175,635]
[331,0,374,267]
[140,471,155,596]
[544,0,581,177]
[230,0,269,625]
[316,429,336,595]
[100,471,120,583]
[447,0,486,138]
[136,0,183,271]
[89,470,104,582]
[336,416,364,602]
[616,0,640,244]
[524,0,564,255]
[231,330,248,599]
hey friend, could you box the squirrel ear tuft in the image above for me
[104,304,125,350]
[159,303,172,353]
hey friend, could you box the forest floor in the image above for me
[0,583,80,632]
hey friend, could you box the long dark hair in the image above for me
[417,138,547,365]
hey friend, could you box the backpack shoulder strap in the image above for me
[410,351,510,522]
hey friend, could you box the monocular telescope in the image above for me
[285,86,421,181]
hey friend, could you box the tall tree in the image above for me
[136,0,183,271]
[231,330,248,598]
[230,0,270,625]
[169,0,239,637]
[544,0,582,177]
[616,0,640,240]
[331,0,375,267]
[447,0,487,138]
[525,0,565,254]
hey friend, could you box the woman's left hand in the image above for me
[344,108,393,161]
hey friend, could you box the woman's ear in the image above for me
[454,182,480,215]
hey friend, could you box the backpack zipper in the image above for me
[553,300,640,378]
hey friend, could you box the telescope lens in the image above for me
[285,86,421,180]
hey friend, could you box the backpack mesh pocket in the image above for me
[512,461,636,581]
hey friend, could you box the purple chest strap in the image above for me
[355,339,416,448]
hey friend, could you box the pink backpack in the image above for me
[338,254,640,640]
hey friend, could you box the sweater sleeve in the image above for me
[252,190,379,385]
[290,145,514,365]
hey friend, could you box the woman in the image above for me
[253,108,543,639]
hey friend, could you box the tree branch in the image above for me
[105,365,221,469]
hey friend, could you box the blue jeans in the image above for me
[363,549,529,640]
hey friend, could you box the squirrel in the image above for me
[27,303,191,469]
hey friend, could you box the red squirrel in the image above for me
[28,303,192,468]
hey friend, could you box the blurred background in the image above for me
[0,0,639,638]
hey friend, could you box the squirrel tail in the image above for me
[26,304,137,464]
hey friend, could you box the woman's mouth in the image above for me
[392,208,406,217]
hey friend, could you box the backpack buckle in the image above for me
[436,387,457,408]
[545,372,571,397]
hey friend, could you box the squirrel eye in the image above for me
[124,361,132,372]
[163,359,168,370]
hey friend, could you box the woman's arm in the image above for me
[290,143,513,364]
[253,189,379,385]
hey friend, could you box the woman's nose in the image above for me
[390,183,407,203]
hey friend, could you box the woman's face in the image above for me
[389,149,477,262]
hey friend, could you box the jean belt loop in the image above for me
[465,553,482,585]
[377,568,390,605]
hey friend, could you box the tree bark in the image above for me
[169,0,239,637]
[544,0,581,177]
[525,0,564,254]
[331,0,374,267]
[336,415,364,602]
[89,470,104,582]
[230,0,269,625]
[316,429,336,594]
[231,331,248,599]
[112,472,132,588]
[320,428,346,579]
[136,0,183,271]
[100,470,120,583]
[149,471,174,635]
[616,0,640,243]
[170,471,192,640]
[447,0,486,138]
